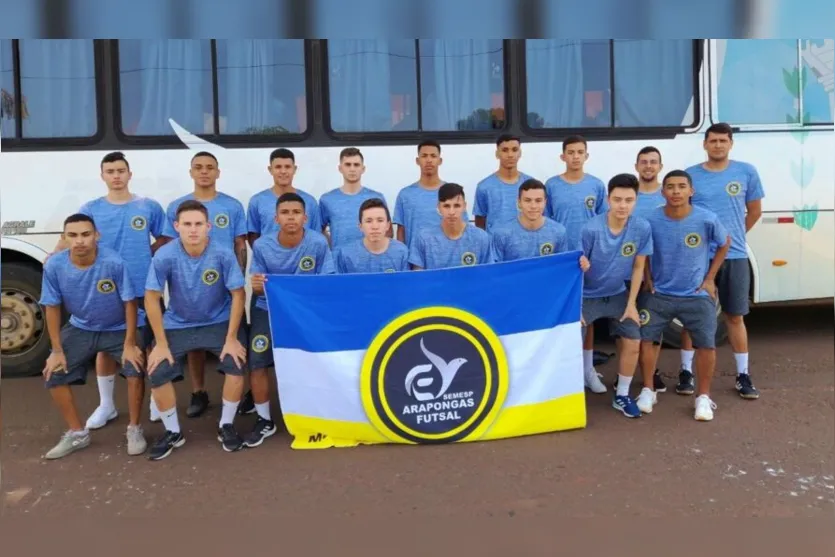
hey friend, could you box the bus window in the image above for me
[0,39,14,139]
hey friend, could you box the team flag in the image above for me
[264,251,586,449]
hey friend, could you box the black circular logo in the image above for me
[539,242,554,256]
[461,252,477,266]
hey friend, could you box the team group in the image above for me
[39,121,764,462]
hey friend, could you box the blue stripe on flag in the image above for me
[265,250,583,353]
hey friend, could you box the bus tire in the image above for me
[661,304,730,349]
[1,262,53,378]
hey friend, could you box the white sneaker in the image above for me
[584,372,607,394]
[85,406,118,430]
[636,387,657,414]
[126,425,147,456]
[694,394,717,421]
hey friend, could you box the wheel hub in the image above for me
[1,290,43,353]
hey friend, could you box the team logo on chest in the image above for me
[202,268,220,285]
[214,213,230,228]
[96,279,116,294]
[725,181,742,196]
[584,195,596,210]
[684,233,702,248]
[539,242,554,256]
[461,252,477,266]
[621,242,637,257]
[298,256,316,272]
[130,216,147,231]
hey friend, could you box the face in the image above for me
[496,140,521,170]
[662,177,693,207]
[416,146,441,176]
[703,132,733,162]
[359,207,390,240]
[438,194,466,224]
[608,187,638,219]
[276,201,306,233]
[517,187,547,221]
[190,156,220,189]
[560,142,588,172]
[635,151,662,183]
[62,221,98,258]
[101,160,131,191]
[339,155,365,184]
[174,210,210,246]
[269,157,297,187]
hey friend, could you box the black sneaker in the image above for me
[148,430,185,461]
[186,391,209,418]
[735,374,760,400]
[675,368,695,395]
[653,369,667,393]
[237,390,256,416]
[217,424,244,452]
[243,417,278,448]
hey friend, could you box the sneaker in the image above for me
[186,391,210,418]
[126,425,147,456]
[237,389,256,416]
[636,387,657,414]
[585,372,607,394]
[612,395,641,418]
[217,424,244,452]
[735,374,760,400]
[148,430,185,461]
[243,417,278,448]
[85,406,118,430]
[694,394,717,421]
[44,430,91,460]
[675,368,695,395]
[653,370,667,393]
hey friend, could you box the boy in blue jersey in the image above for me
[319,147,389,248]
[678,123,764,400]
[144,200,249,460]
[245,193,335,447]
[473,134,535,233]
[334,198,410,274]
[409,183,493,270]
[637,170,730,422]
[51,151,166,433]
[40,214,147,459]
[580,174,653,417]
[393,140,469,251]
[159,151,247,420]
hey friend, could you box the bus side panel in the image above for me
[798,131,835,300]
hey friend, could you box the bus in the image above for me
[1,39,833,378]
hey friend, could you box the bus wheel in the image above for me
[661,302,730,349]
[1,262,49,378]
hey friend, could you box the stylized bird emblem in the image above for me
[403,338,467,401]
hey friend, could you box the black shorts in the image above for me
[248,307,274,370]
[714,258,750,316]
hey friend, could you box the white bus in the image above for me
[1,39,833,378]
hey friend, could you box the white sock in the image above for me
[97,375,116,410]
[255,402,272,421]
[149,397,159,416]
[616,374,632,397]
[681,350,695,372]
[735,353,749,375]
[583,350,594,376]
[160,406,180,434]
[220,399,239,427]
[71,429,90,437]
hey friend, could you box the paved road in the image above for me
[2,304,833,518]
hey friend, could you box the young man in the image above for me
[473,134,535,233]
[144,200,249,460]
[393,140,469,251]
[40,214,147,459]
[319,147,388,248]
[579,174,653,414]
[678,123,765,400]
[637,170,730,421]
[159,151,247,420]
[334,198,410,274]
[52,151,165,431]
[246,193,335,447]
[544,135,608,384]
[409,183,493,270]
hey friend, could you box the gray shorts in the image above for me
[248,307,274,370]
[147,321,249,388]
[582,292,640,340]
[715,258,749,316]
[639,293,718,349]
[45,324,147,388]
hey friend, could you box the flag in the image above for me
[264,250,586,449]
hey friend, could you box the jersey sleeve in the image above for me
[38,262,63,307]
[114,259,136,302]
[223,251,246,291]
[636,220,653,256]
[473,181,489,217]
[580,223,594,256]
[78,201,95,218]
[708,212,730,248]
[250,243,267,275]
[246,197,261,235]
[480,234,495,264]
[306,198,322,232]
[232,200,248,238]
[746,164,765,203]
[318,244,336,275]
[393,190,406,226]
[149,200,166,238]
[145,253,167,293]
[555,225,569,254]
[595,180,608,215]
[161,201,178,238]
[491,231,505,262]
[408,232,426,269]
[319,197,331,231]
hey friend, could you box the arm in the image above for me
[45,305,64,355]
[226,288,246,341]
[397,226,406,242]
[234,236,248,274]
[150,201,170,254]
[151,236,172,253]
[706,237,730,282]
[124,299,138,346]
[745,199,762,232]
[474,216,487,230]
[247,232,260,249]
[627,255,646,306]
[144,290,168,347]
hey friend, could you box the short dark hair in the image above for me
[176,200,209,221]
[518,178,546,198]
[608,173,640,195]
[63,213,96,230]
[101,151,130,170]
[339,147,363,161]
[705,122,733,140]
[358,197,390,222]
[636,146,662,163]
[496,133,521,147]
[562,135,587,152]
[191,151,218,164]
[276,192,305,209]
[662,169,692,187]
[270,148,295,164]
[438,183,465,203]
[417,140,441,154]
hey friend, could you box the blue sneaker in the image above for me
[613,395,641,418]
